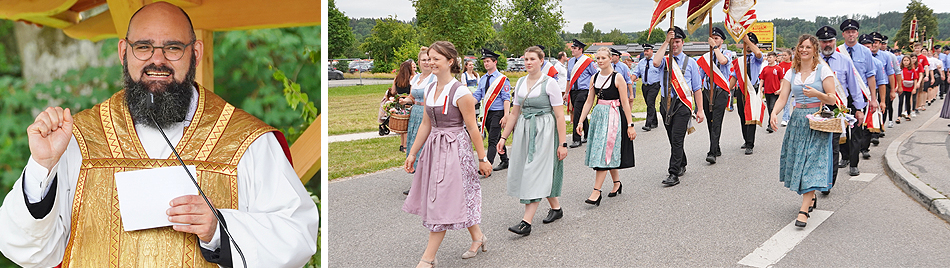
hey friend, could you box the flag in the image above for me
[686,0,722,34]
[909,15,918,42]
[648,0,687,39]
[723,0,757,43]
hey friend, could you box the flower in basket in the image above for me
[384,101,409,116]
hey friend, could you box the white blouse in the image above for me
[512,76,562,107]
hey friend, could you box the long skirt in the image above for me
[940,94,950,119]
[506,112,563,204]
[402,128,481,232]
[405,104,425,168]
[584,102,635,169]
[779,107,834,194]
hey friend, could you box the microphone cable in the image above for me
[148,93,248,268]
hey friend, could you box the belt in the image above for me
[796,102,823,108]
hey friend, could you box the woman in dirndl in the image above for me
[940,78,950,134]
[574,47,637,207]
[403,41,493,268]
[769,34,839,228]
[403,46,437,195]
[497,46,568,236]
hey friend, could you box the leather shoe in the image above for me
[740,144,747,149]
[838,159,849,168]
[581,138,587,144]
[542,208,563,224]
[642,126,652,131]
[870,137,880,146]
[849,167,860,176]
[403,188,410,195]
[861,151,870,159]
[662,174,680,186]
[493,161,508,171]
[508,220,531,236]
[821,190,831,195]
[569,141,582,148]
[677,167,686,177]
[745,147,753,155]
[706,154,717,164]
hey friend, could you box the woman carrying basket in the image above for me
[769,34,838,228]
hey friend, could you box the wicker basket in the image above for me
[388,114,410,134]
[808,111,844,133]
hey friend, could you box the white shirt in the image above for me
[0,88,320,268]
[512,76,563,107]
[554,61,568,93]
[426,78,471,107]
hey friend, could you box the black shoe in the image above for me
[677,167,686,177]
[745,147,753,155]
[861,151,871,159]
[870,137,880,146]
[715,151,722,157]
[569,141,582,148]
[585,189,602,206]
[740,144,747,149]
[607,181,622,197]
[767,127,774,133]
[542,208,563,224]
[821,190,831,195]
[493,161,508,171]
[642,126,652,131]
[399,146,406,153]
[581,138,588,144]
[809,197,817,213]
[403,188,410,195]
[849,167,860,176]
[662,174,680,186]
[508,220,531,236]
[838,159,849,168]
[706,154,717,164]
[795,211,810,228]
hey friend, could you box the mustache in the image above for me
[142,64,174,76]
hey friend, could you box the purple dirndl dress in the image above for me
[402,81,481,232]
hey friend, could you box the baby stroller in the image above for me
[378,90,396,136]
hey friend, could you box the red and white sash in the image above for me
[481,74,508,130]
[732,56,767,126]
[568,55,594,91]
[697,52,731,92]
[543,62,559,79]
[835,46,873,103]
[667,55,698,134]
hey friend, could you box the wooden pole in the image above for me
[708,13,714,115]
[665,12,675,124]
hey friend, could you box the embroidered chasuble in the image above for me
[62,87,276,267]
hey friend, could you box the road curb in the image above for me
[883,113,950,224]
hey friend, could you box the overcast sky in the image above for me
[337,0,950,33]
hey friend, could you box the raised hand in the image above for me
[27,107,74,171]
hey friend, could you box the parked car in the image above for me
[348,61,373,73]
[327,67,344,80]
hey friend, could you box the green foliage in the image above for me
[635,28,667,45]
[270,47,319,144]
[498,0,566,55]
[0,20,21,77]
[213,26,320,135]
[579,22,603,43]
[603,28,630,45]
[412,0,497,55]
[475,55,507,73]
[392,41,422,65]
[328,0,355,58]
[359,16,418,73]
[896,0,939,49]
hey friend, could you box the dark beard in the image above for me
[123,54,197,129]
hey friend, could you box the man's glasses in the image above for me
[125,38,196,61]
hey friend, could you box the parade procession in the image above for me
[328,0,950,267]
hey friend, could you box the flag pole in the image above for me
[708,12,715,122]
[666,12,675,124]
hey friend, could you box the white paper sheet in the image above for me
[114,165,200,231]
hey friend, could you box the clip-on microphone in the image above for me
[147,93,247,267]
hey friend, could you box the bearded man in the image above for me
[0,2,320,267]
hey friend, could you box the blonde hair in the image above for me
[418,46,429,60]
[524,46,545,60]
[792,34,820,72]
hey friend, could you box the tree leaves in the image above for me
[498,0,567,56]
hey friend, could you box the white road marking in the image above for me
[737,209,834,267]
[849,173,878,182]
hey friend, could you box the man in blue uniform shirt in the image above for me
[867,32,895,140]
[652,26,705,187]
[837,19,878,176]
[473,48,512,171]
[610,47,635,110]
[729,32,763,155]
[699,27,734,164]
[633,43,662,131]
[564,39,599,148]
[816,25,867,194]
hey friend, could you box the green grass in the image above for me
[329,136,407,180]
[328,84,392,135]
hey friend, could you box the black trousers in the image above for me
[764,93,779,129]
[643,82,661,128]
[899,91,913,116]
[941,76,948,97]
[660,97,690,175]
[838,107,867,167]
[734,90,757,148]
[570,90,590,142]
[883,85,894,122]
[702,87,729,156]
[485,110,508,164]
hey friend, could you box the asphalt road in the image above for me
[328,106,950,267]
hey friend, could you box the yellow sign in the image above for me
[749,22,774,42]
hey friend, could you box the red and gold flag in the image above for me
[686,0,722,34]
[723,0,757,43]
[909,15,918,42]
[648,0,687,39]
